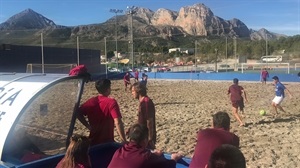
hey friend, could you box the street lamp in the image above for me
[126,6,137,70]
[110,9,123,71]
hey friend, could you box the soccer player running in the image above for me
[131,82,156,149]
[271,76,292,116]
[227,78,248,127]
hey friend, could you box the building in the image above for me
[168,48,194,54]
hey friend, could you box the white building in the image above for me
[168,48,194,54]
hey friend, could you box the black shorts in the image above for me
[231,99,244,111]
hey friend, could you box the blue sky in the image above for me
[0,0,299,36]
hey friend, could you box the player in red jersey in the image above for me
[227,78,248,126]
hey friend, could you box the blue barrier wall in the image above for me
[145,72,299,82]
[93,72,300,82]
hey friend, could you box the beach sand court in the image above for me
[76,79,300,167]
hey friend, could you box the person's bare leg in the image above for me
[277,105,286,113]
[232,107,244,126]
[272,102,279,116]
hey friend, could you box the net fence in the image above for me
[26,64,77,74]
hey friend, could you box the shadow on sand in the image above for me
[245,114,300,127]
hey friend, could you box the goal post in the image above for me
[26,64,77,74]
[295,63,300,71]
[241,63,290,74]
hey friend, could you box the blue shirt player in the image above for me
[271,76,292,116]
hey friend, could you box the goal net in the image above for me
[26,64,77,74]
[241,63,290,74]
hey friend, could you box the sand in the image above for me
[78,79,300,167]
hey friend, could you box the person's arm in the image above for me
[171,153,183,162]
[147,118,155,148]
[243,89,248,102]
[114,118,127,143]
[285,87,292,98]
[77,112,91,131]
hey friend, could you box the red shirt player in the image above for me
[228,78,248,126]
[190,112,240,168]
[124,72,131,91]
[108,124,182,168]
[131,82,156,149]
[134,70,139,82]
[77,79,127,146]
[261,68,269,84]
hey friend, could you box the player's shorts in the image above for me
[272,96,284,105]
[262,77,267,82]
[231,99,244,111]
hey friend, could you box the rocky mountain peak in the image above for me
[250,28,287,40]
[134,7,154,24]
[0,8,56,30]
[151,8,178,26]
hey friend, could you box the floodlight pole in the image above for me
[105,37,107,78]
[127,6,137,70]
[110,9,123,71]
[41,33,44,74]
[225,36,228,72]
[265,34,268,56]
[194,40,197,72]
[77,36,80,65]
[234,37,237,71]
[215,48,218,72]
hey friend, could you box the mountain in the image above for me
[0,8,58,30]
[0,4,287,47]
[250,28,287,40]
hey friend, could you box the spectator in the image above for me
[56,135,91,168]
[108,124,183,168]
[189,111,240,168]
[131,82,156,149]
[207,144,246,168]
[77,79,127,146]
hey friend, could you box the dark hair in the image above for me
[213,112,230,130]
[233,78,239,84]
[132,82,147,96]
[60,135,90,168]
[208,144,246,168]
[272,76,279,80]
[95,79,111,94]
[128,124,148,144]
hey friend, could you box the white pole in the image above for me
[266,34,268,56]
[225,37,228,72]
[41,33,44,74]
[105,37,108,78]
[77,36,80,65]
[234,37,237,71]
[195,40,197,73]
